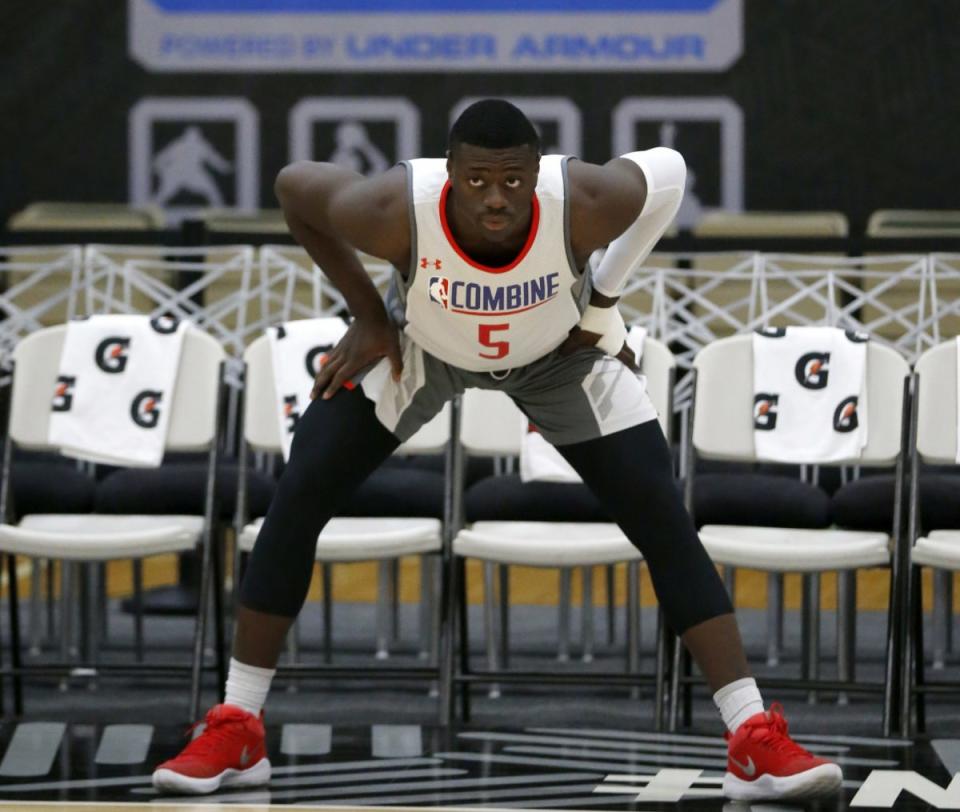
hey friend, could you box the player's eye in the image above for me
[505,178,522,189]
[467,178,484,188]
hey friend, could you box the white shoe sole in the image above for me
[723,763,842,801]
[152,757,271,795]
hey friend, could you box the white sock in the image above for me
[713,677,764,734]
[224,658,276,716]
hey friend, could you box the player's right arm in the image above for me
[274,161,410,399]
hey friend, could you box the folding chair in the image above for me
[895,340,960,735]
[234,333,448,683]
[443,338,676,720]
[0,323,229,720]
[678,333,911,734]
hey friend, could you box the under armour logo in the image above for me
[239,744,251,767]
[420,257,442,270]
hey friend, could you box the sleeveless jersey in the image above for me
[394,155,586,373]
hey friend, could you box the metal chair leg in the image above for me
[482,562,500,698]
[581,566,595,663]
[933,569,949,669]
[723,566,736,601]
[7,555,23,715]
[766,573,783,666]
[606,565,616,645]
[498,564,510,669]
[558,568,571,662]
[913,567,926,734]
[59,562,74,692]
[28,560,42,657]
[801,573,821,704]
[457,558,471,722]
[132,560,144,662]
[667,628,682,732]
[375,560,391,660]
[654,611,669,732]
[321,563,333,664]
[390,558,401,645]
[418,555,433,660]
[837,570,857,705]
[626,561,641,700]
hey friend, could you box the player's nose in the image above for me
[482,185,508,211]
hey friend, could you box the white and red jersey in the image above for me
[395,155,585,372]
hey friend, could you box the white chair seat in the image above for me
[0,514,203,560]
[699,524,890,571]
[239,517,442,561]
[912,531,960,571]
[454,521,641,567]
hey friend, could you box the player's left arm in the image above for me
[565,149,686,368]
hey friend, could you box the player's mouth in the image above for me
[482,215,509,232]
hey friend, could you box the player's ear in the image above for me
[445,149,453,178]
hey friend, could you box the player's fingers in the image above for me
[387,338,404,381]
[313,355,342,400]
[322,361,354,400]
[616,342,639,372]
[558,327,584,356]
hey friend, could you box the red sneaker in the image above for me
[723,703,842,801]
[152,704,271,794]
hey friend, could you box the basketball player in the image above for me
[153,100,842,802]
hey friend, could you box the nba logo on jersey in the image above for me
[428,276,450,309]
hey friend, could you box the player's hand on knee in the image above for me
[311,316,403,400]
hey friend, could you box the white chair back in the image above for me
[242,334,449,454]
[692,333,909,465]
[915,340,958,465]
[641,336,675,441]
[10,323,225,453]
[460,389,528,457]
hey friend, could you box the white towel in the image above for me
[268,317,349,461]
[520,325,647,483]
[48,314,187,467]
[752,326,868,463]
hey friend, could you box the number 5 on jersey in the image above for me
[478,323,510,360]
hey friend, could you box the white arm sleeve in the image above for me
[590,147,686,298]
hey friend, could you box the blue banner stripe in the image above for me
[150,0,722,13]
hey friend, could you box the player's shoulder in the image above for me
[333,163,409,220]
[566,158,645,216]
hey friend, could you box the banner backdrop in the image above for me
[0,1,956,230]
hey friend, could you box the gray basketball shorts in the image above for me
[357,335,659,446]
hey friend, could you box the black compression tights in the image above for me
[239,388,399,617]
[557,420,732,634]
[241,392,730,635]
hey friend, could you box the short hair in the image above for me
[449,99,540,153]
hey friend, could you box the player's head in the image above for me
[446,100,541,243]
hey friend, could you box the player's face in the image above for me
[447,144,540,244]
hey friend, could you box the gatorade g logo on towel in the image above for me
[305,345,335,379]
[52,375,76,412]
[96,337,131,373]
[795,352,830,390]
[149,314,180,334]
[283,394,300,433]
[753,393,779,430]
[130,390,163,428]
[834,396,859,433]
